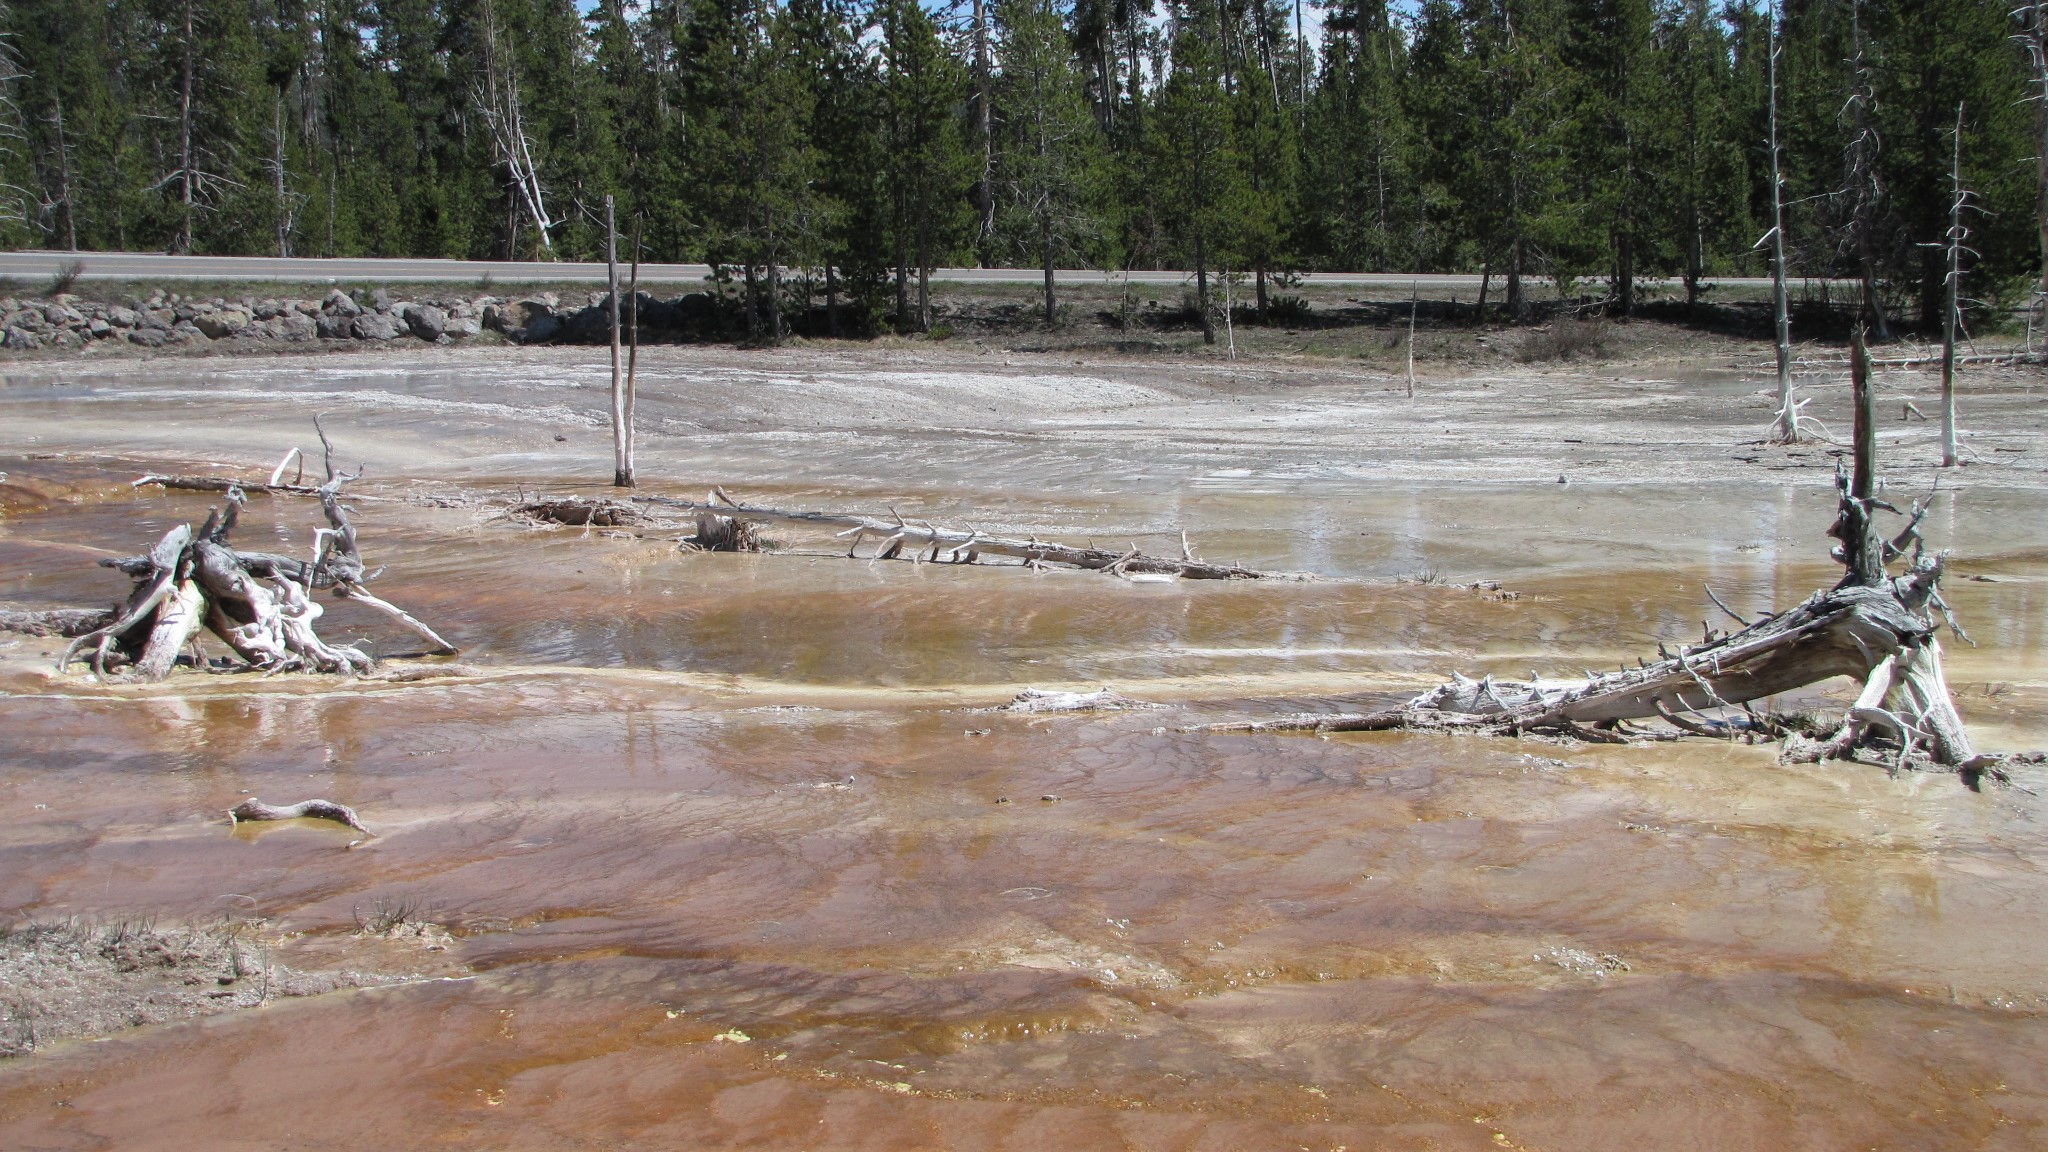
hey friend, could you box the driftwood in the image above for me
[228,797,371,835]
[636,490,1295,580]
[24,426,456,681]
[1200,329,2014,781]
[0,606,116,637]
[511,497,641,527]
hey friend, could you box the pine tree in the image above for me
[1302,0,1420,273]
[993,0,1110,325]
[1662,0,1750,309]
[1151,0,1247,342]
[877,0,973,332]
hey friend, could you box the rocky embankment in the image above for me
[0,287,721,354]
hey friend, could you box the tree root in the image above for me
[43,425,455,681]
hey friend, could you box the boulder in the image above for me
[126,327,167,348]
[315,314,353,339]
[253,300,282,320]
[88,318,112,338]
[445,316,481,340]
[106,305,140,328]
[403,304,447,340]
[559,303,613,343]
[137,309,172,331]
[322,289,361,318]
[6,309,45,332]
[5,326,40,350]
[351,313,399,341]
[169,322,208,344]
[488,298,560,343]
[280,313,317,342]
[194,309,250,339]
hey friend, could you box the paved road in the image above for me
[0,250,1786,291]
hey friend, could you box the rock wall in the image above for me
[0,287,729,355]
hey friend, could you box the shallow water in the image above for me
[1,349,2045,1149]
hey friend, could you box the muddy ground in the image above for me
[0,338,2044,1149]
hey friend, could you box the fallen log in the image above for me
[635,490,1296,580]
[0,606,116,637]
[1197,328,2019,781]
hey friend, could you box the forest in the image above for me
[0,0,2043,336]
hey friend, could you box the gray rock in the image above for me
[88,318,111,338]
[323,289,361,318]
[445,316,481,340]
[7,309,45,332]
[169,322,208,344]
[253,300,282,320]
[403,304,446,340]
[488,299,559,342]
[280,313,317,342]
[315,314,353,339]
[138,309,172,330]
[5,326,40,350]
[521,311,562,344]
[47,329,82,350]
[194,309,250,339]
[44,304,81,325]
[127,327,167,348]
[106,305,139,327]
[351,313,399,341]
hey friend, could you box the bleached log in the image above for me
[635,493,1293,580]
[133,577,205,681]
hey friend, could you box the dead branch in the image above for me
[511,497,641,527]
[633,493,1298,580]
[228,798,370,835]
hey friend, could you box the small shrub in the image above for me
[1516,318,1612,362]
[47,259,86,297]
[1265,294,1313,324]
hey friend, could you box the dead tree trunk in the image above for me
[1764,1,1803,443]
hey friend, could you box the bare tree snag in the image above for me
[1198,341,2013,781]
[633,492,1298,580]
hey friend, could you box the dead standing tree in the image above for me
[1203,329,2011,781]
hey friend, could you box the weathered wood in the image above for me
[228,797,370,835]
[0,606,115,637]
[634,493,1296,580]
[60,428,455,680]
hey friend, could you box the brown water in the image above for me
[1,348,2046,1149]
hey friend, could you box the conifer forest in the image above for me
[1,0,2045,335]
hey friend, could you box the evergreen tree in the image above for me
[1663,0,1751,308]
[1302,0,1420,272]
[877,0,973,331]
[993,0,1110,325]
[1150,0,1246,342]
